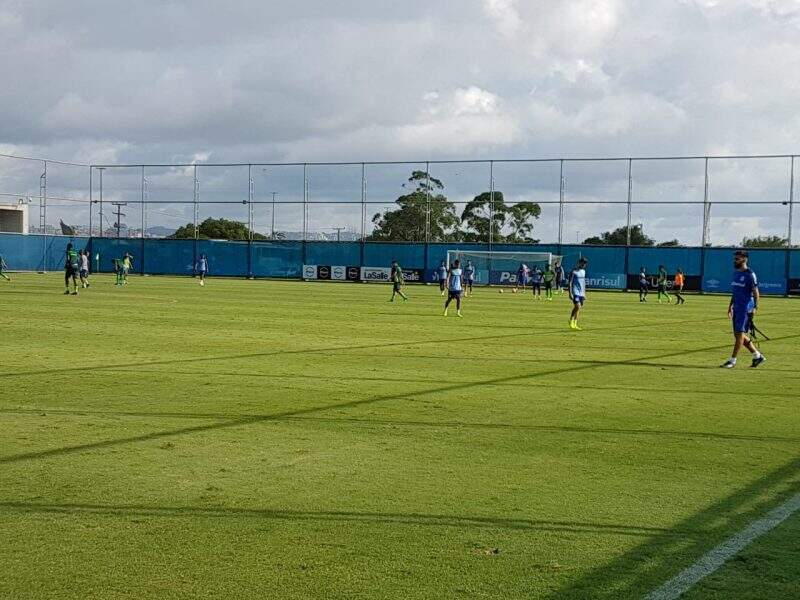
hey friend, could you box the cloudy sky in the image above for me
[1,0,799,243]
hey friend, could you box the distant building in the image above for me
[0,203,29,233]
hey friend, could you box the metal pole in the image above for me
[361,163,366,241]
[303,163,308,241]
[88,166,93,237]
[98,167,105,238]
[141,166,146,238]
[193,164,199,240]
[271,192,276,239]
[626,158,633,246]
[702,158,710,247]
[788,156,795,247]
[41,161,47,272]
[425,162,431,243]
[558,160,565,246]
[488,161,494,250]
[248,164,254,240]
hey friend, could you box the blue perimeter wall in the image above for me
[1,232,798,295]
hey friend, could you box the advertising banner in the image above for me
[626,274,701,292]
[302,264,317,280]
[330,265,346,281]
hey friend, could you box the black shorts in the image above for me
[65,266,78,277]
[448,290,462,300]
[533,282,541,290]
[393,282,402,292]
[544,282,552,290]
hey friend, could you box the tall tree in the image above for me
[368,171,459,242]
[583,224,654,246]
[506,201,542,243]
[460,191,508,242]
[657,239,683,247]
[741,235,788,248]
[170,217,268,241]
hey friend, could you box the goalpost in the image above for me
[445,250,564,286]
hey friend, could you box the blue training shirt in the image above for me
[731,269,757,312]
[198,258,208,272]
[464,264,475,281]
[571,268,586,297]
[437,264,448,280]
[449,268,463,292]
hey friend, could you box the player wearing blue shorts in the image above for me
[197,254,209,286]
[463,260,475,296]
[443,259,463,318]
[721,250,765,368]
[568,258,588,330]
[437,261,448,296]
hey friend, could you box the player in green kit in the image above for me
[543,264,555,301]
[389,260,408,302]
[0,254,11,282]
[657,265,671,303]
[64,243,79,295]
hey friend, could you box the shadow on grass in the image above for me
[0,500,697,539]
[2,333,798,466]
[544,455,800,599]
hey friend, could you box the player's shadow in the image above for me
[2,333,799,466]
[0,500,698,539]
[543,454,800,599]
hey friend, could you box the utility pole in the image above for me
[332,226,345,242]
[97,167,106,237]
[111,202,127,238]
[271,192,277,239]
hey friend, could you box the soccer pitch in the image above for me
[1,274,798,599]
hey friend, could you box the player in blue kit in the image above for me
[443,259,464,318]
[721,250,765,368]
[436,261,448,296]
[463,260,475,296]
[568,258,588,330]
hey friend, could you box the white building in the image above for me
[0,203,29,234]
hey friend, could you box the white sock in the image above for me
[754,351,762,359]
[729,357,737,364]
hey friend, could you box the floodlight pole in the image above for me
[626,158,633,246]
[193,164,199,240]
[141,166,147,274]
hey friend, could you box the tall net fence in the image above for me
[0,154,797,247]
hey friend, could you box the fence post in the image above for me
[703,161,710,247]
[140,165,146,275]
[786,156,794,296]
[247,164,253,279]
[88,166,93,238]
[40,161,47,272]
[558,159,565,247]
[626,158,633,246]
[489,161,494,251]
[360,163,366,267]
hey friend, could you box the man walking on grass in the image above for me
[721,250,765,369]
[389,260,408,302]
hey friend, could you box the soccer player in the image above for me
[389,260,408,302]
[443,259,463,317]
[463,260,476,296]
[436,260,448,296]
[638,267,648,302]
[568,258,588,330]
[721,250,765,368]
[543,263,555,301]
[79,250,90,289]
[122,252,133,284]
[197,254,209,286]
[555,262,565,294]
[0,254,11,282]
[673,268,686,305]
[657,265,671,303]
[64,243,79,295]
[531,266,543,300]
[516,263,530,293]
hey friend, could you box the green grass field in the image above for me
[1,274,798,599]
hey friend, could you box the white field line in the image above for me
[645,491,800,600]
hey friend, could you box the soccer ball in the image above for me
[499,289,504,294]
[511,288,517,294]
